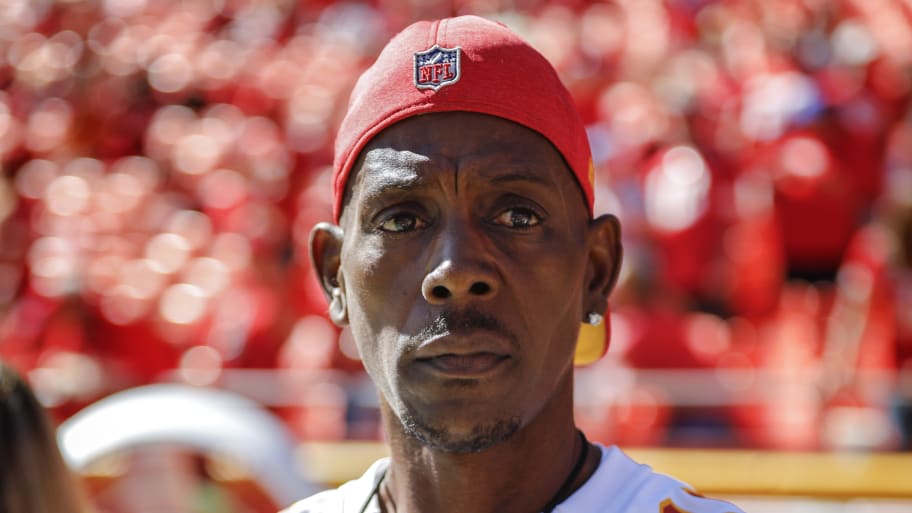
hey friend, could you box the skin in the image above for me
[312,112,622,513]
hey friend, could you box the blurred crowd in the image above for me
[1,0,912,463]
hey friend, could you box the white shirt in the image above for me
[281,444,745,513]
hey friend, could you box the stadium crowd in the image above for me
[1,0,911,458]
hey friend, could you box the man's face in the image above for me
[319,112,614,453]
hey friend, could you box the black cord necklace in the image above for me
[358,430,592,513]
[540,429,591,513]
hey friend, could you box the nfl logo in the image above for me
[414,45,461,91]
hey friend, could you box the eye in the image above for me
[378,212,426,233]
[492,207,542,228]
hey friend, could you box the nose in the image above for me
[421,227,499,305]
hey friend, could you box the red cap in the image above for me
[332,15,594,220]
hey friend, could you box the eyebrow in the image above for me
[358,168,426,199]
[486,172,556,188]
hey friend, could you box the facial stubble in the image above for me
[399,407,522,454]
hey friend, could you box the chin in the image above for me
[399,410,522,454]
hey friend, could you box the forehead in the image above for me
[341,112,581,212]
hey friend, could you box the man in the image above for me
[286,15,745,513]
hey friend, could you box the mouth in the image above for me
[415,352,511,376]
[411,329,515,378]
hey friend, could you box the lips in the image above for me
[417,352,510,375]
[412,329,515,377]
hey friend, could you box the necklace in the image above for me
[540,430,591,513]
[358,430,592,513]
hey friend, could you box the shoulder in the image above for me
[610,446,745,513]
[279,459,389,513]
[563,445,745,513]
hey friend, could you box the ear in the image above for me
[583,213,622,315]
[309,222,348,326]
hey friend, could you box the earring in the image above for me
[577,311,608,366]
[586,312,604,326]
[329,288,347,322]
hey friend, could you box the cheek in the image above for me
[511,240,588,353]
[345,240,419,318]
[517,239,587,303]
[341,239,422,366]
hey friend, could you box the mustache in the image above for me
[408,307,517,348]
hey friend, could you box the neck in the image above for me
[379,383,598,513]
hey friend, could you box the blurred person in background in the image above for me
[285,15,744,513]
[0,360,92,513]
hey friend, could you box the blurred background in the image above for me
[1,0,911,511]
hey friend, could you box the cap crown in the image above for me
[332,15,594,220]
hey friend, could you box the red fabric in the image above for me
[622,306,706,370]
[332,15,594,219]
[763,133,860,271]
